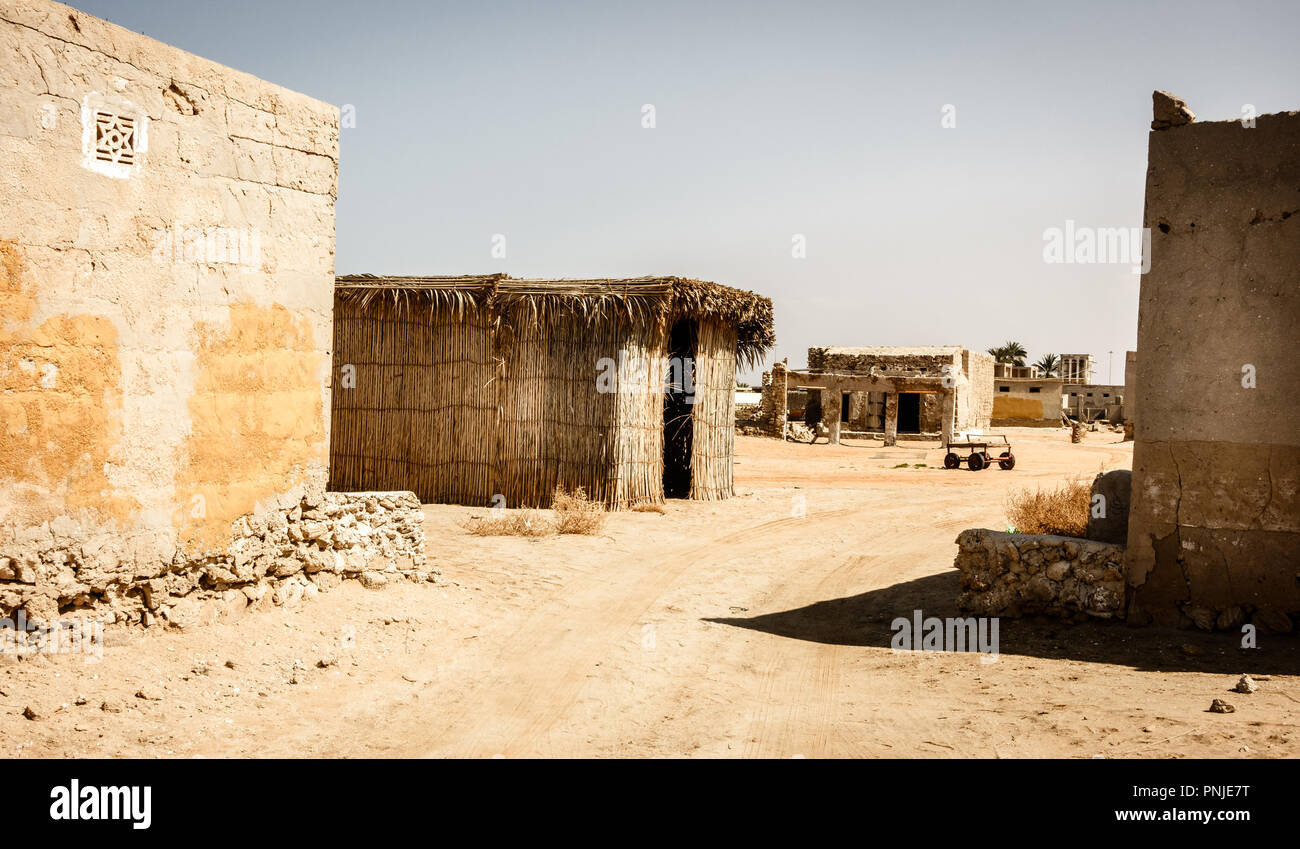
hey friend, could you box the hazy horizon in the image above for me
[67,0,1300,383]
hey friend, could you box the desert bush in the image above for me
[551,486,606,535]
[463,508,553,537]
[1005,477,1090,537]
[631,501,666,514]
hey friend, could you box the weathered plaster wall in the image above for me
[1127,105,1300,630]
[1123,351,1137,436]
[0,0,339,621]
[990,378,1064,426]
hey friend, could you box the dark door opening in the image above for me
[663,319,696,498]
[898,393,921,434]
[840,393,851,423]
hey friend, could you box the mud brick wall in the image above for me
[954,529,1126,620]
[0,0,340,622]
[1126,107,1300,630]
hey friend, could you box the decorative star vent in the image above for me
[81,92,148,179]
[93,111,137,165]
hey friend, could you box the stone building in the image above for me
[757,346,993,444]
[0,0,422,627]
[1126,93,1300,630]
[804,346,993,436]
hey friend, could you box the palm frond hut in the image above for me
[329,275,773,509]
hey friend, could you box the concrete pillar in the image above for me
[826,385,841,445]
[883,392,899,447]
[940,388,955,446]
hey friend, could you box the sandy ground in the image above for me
[4,427,1297,758]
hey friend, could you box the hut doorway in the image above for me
[663,318,697,498]
[898,392,921,433]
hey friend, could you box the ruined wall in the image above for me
[990,378,1064,426]
[954,529,1126,621]
[806,346,991,432]
[0,0,339,622]
[960,350,994,431]
[1127,105,1300,630]
[1063,383,1124,421]
[808,346,961,377]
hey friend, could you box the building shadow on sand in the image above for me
[704,570,1300,675]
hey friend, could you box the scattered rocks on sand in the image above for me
[1233,675,1258,694]
[1208,699,1235,714]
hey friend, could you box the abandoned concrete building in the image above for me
[1063,383,1124,421]
[0,0,424,628]
[1126,95,1300,630]
[329,275,773,508]
[758,346,993,445]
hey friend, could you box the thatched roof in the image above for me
[335,274,774,365]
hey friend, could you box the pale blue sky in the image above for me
[70,0,1300,382]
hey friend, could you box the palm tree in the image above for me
[1034,353,1060,377]
[987,341,1027,366]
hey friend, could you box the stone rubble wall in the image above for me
[807,348,961,377]
[0,491,428,629]
[954,529,1125,621]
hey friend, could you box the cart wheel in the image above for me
[943,452,960,469]
[998,452,1016,470]
[967,452,986,471]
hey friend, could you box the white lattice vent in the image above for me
[81,92,148,178]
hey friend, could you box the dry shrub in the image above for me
[463,508,553,537]
[631,502,666,514]
[1005,477,1090,537]
[551,486,606,535]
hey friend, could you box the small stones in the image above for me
[317,656,338,669]
[100,700,123,713]
[359,571,388,590]
[1208,699,1235,714]
[134,688,162,701]
[1233,675,1258,694]
[22,704,43,721]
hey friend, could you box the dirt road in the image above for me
[4,428,1297,757]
